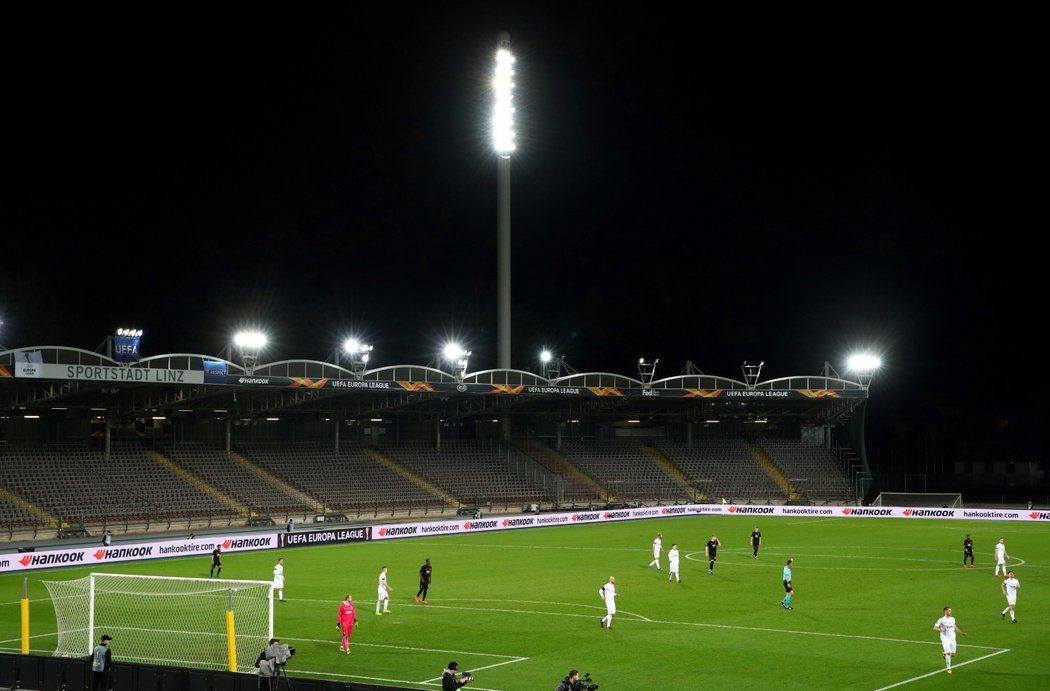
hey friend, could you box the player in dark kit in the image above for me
[210,546,222,578]
[963,535,975,568]
[416,558,432,604]
[751,527,762,558]
[705,535,720,574]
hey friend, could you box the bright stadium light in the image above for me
[493,32,516,380]
[443,343,468,361]
[847,353,882,373]
[847,352,882,388]
[540,350,552,363]
[233,330,267,373]
[234,331,267,349]
[342,338,373,376]
[442,342,471,378]
[492,45,516,156]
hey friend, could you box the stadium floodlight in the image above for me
[492,43,516,157]
[342,338,373,376]
[847,352,882,387]
[233,330,267,373]
[847,353,882,373]
[493,32,516,374]
[540,350,552,363]
[442,342,471,378]
[638,358,659,386]
[116,328,143,338]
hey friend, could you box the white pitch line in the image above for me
[419,656,529,683]
[0,631,59,644]
[291,635,523,660]
[872,648,1011,690]
[287,596,654,623]
[276,667,503,691]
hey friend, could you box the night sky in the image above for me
[0,5,1038,416]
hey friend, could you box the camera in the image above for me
[573,672,598,691]
[258,643,295,677]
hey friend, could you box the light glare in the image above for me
[540,350,552,363]
[847,353,882,372]
[234,331,267,349]
[492,46,516,156]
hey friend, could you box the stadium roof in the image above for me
[0,346,867,423]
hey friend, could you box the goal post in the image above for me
[872,492,963,508]
[42,573,272,673]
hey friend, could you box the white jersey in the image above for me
[1003,577,1020,602]
[652,537,662,557]
[995,543,1006,563]
[935,616,957,641]
[668,548,680,571]
[599,582,617,614]
[272,563,284,587]
[377,571,389,597]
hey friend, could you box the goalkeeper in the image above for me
[337,594,358,654]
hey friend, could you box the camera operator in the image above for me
[256,638,295,690]
[554,669,579,691]
[442,661,473,690]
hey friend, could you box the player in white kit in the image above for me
[994,538,1009,577]
[599,576,616,629]
[648,533,663,570]
[1001,571,1020,622]
[667,544,680,583]
[933,606,966,674]
[376,566,391,615]
[272,557,285,602]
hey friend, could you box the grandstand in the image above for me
[0,345,870,539]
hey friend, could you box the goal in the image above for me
[42,573,272,673]
[872,492,963,508]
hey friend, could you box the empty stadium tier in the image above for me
[556,441,690,501]
[756,439,854,500]
[657,440,785,501]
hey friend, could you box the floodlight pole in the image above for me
[496,31,512,372]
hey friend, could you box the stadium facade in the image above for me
[1,345,872,538]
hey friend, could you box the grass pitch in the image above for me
[2,516,1048,690]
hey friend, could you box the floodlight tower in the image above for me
[493,32,516,371]
[847,353,882,388]
[233,331,267,375]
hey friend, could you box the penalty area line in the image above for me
[872,648,1011,690]
[419,656,529,683]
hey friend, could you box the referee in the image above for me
[781,559,794,610]
[210,545,222,578]
[416,558,432,604]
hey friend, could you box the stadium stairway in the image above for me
[516,440,607,500]
[0,483,62,527]
[364,448,463,508]
[227,451,324,513]
[640,445,705,500]
[147,450,250,516]
[744,442,799,500]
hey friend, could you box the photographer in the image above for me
[441,661,473,690]
[256,638,294,690]
[554,670,580,691]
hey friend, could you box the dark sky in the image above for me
[0,5,1038,410]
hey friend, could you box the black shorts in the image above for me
[752,541,761,548]
[964,549,974,557]
[783,580,792,592]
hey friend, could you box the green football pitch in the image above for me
[2,516,1048,690]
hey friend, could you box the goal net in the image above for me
[872,492,963,508]
[42,573,272,673]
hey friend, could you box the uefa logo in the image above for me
[456,384,468,392]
